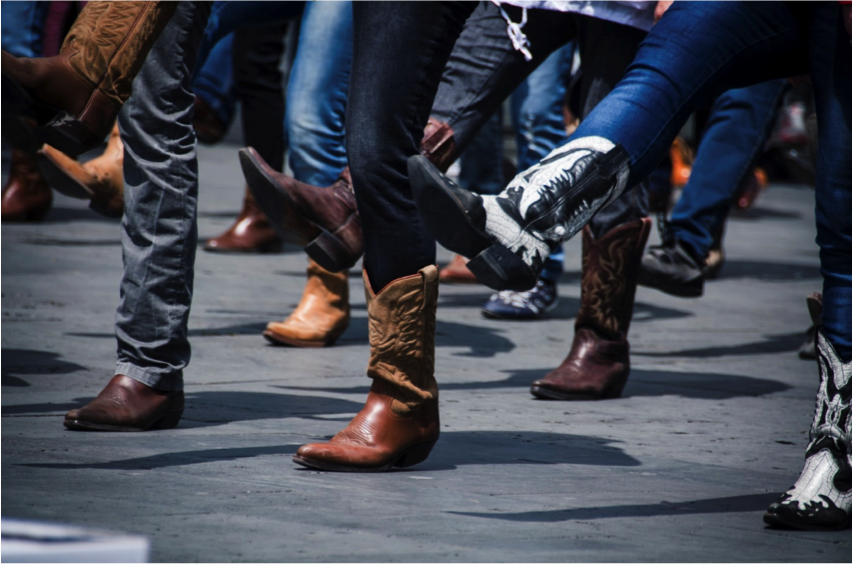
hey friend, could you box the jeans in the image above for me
[115,1,211,391]
[193,32,236,128]
[286,0,353,186]
[571,1,850,359]
[1,1,49,57]
[669,80,787,260]
[457,112,505,197]
[348,1,477,292]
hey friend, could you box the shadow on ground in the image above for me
[633,332,803,358]
[448,492,781,521]
[2,349,86,387]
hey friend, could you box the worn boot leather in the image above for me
[37,121,125,218]
[294,266,440,471]
[204,187,283,253]
[2,1,178,156]
[264,259,350,347]
[531,218,651,400]
[1,149,53,222]
[64,374,184,431]
[241,119,460,272]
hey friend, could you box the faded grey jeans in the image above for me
[115,1,211,391]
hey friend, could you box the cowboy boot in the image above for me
[1,149,53,222]
[294,266,440,472]
[764,330,851,530]
[2,1,178,156]
[408,136,631,291]
[204,187,284,253]
[531,218,651,400]
[240,118,461,272]
[263,259,350,347]
[37,121,124,218]
[439,254,479,284]
[64,375,184,432]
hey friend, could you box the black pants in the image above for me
[346,1,477,291]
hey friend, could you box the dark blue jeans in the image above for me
[193,32,235,128]
[0,1,49,57]
[669,80,787,260]
[572,1,851,359]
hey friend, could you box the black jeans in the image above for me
[430,4,649,239]
[347,1,477,291]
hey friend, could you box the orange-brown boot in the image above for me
[294,266,440,472]
[263,259,350,347]
[531,218,651,400]
[2,1,178,156]
[204,187,283,253]
[1,149,53,222]
[37,121,124,218]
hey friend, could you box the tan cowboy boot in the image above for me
[531,218,651,400]
[263,259,350,347]
[37,121,124,218]
[2,1,178,156]
[1,149,53,222]
[204,187,284,253]
[294,266,440,472]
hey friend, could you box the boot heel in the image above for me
[305,214,363,272]
[394,441,437,468]
[468,244,538,292]
[152,409,183,430]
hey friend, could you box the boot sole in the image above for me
[262,329,341,348]
[529,384,622,401]
[35,150,95,200]
[63,408,183,432]
[240,149,360,272]
[292,440,437,473]
[762,511,852,531]
[202,240,285,254]
[637,268,704,298]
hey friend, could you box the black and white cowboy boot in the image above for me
[409,136,630,291]
[764,330,851,530]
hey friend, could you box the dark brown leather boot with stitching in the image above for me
[1,149,53,222]
[2,1,178,156]
[264,259,350,347]
[64,375,184,432]
[294,266,440,472]
[204,187,284,253]
[37,121,125,218]
[531,218,651,400]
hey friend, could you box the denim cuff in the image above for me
[116,362,184,392]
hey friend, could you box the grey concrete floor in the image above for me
[2,144,850,562]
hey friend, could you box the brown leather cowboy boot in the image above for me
[240,118,460,272]
[37,121,125,218]
[531,218,651,400]
[1,149,53,222]
[204,187,283,253]
[264,259,350,347]
[2,1,178,156]
[294,266,440,472]
[439,254,479,284]
[64,375,184,432]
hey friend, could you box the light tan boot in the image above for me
[37,121,124,218]
[2,1,178,155]
[294,266,440,472]
[263,259,350,347]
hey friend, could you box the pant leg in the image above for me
[457,111,505,196]
[193,32,236,128]
[571,1,808,188]
[348,1,476,292]
[669,80,787,259]
[285,0,353,186]
[115,1,211,392]
[806,3,852,361]
[1,1,50,57]
[234,24,287,172]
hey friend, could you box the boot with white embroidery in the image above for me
[764,330,851,530]
[409,136,630,291]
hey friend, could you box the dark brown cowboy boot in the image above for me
[294,266,440,472]
[531,218,651,400]
[204,187,284,253]
[1,149,53,222]
[2,1,178,156]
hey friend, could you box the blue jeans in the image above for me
[193,32,236,128]
[285,0,353,186]
[116,1,211,391]
[669,80,787,260]
[572,1,850,359]
[0,1,48,58]
[457,112,505,197]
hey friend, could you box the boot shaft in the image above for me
[808,331,851,459]
[576,217,651,339]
